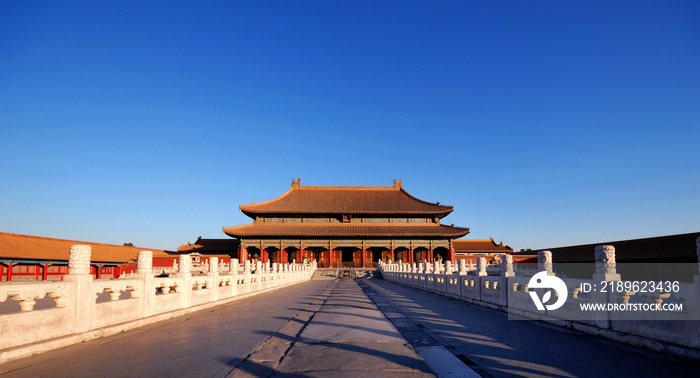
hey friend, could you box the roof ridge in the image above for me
[298,186,398,190]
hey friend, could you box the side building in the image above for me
[453,238,513,263]
[222,179,470,268]
[0,232,176,281]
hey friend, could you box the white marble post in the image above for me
[458,259,467,275]
[538,250,553,276]
[68,245,91,275]
[594,245,620,281]
[177,254,192,307]
[477,257,487,277]
[208,257,220,300]
[65,245,93,332]
[136,250,153,274]
[178,254,191,275]
[500,254,514,277]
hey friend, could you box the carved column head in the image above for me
[136,250,153,274]
[209,257,218,273]
[501,254,514,277]
[538,250,553,275]
[255,261,262,274]
[477,257,487,276]
[445,260,453,274]
[244,260,251,272]
[595,245,615,265]
[594,245,620,281]
[231,258,239,272]
[178,254,191,274]
[458,259,467,274]
[68,245,92,275]
[595,245,616,274]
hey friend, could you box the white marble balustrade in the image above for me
[379,239,700,359]
[0,246,317,364]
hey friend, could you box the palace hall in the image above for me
[220,179,472,268]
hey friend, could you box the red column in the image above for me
[429,247,433,263]
[42,264,48,281]
[97,265,103,279]
[7,262,13,282]
[449,247,456,262]
[239,246,247,261]
[0,264,3,281]
[409,248,414,264]
[361,247,366,268]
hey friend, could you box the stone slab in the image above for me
[299,307,405,343]
[275,342,434,374]
[247,342,290,362]
[415,346,481,378]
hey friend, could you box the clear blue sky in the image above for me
[1,1,698,251]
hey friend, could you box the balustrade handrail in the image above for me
[375,239,700,360]
[0,246,317,364]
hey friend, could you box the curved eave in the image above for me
[222,223,470,239]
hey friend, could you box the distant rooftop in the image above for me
[0,232,173,264]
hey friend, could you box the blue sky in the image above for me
[1,1,698,251]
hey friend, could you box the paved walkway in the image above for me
[230,279,439,377]
[361,279,700,378]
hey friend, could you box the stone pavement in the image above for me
[229,279,442,377]
[361,278,700,378]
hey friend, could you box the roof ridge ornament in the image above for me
[393,179,402,189]
[292,178,302,188]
